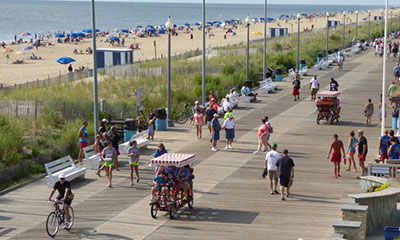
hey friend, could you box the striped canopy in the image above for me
[149,153,195,167]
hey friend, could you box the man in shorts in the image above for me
[276,149,295,201]
[355,130,368,177]
[210,113,221,151]
[205,104,217,142]
[379,130,391,164]
[265,143,281,195]
[309,75,320,101]
[48,174,74,229]
[327,134,346,178]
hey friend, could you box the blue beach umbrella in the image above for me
[109,36,120,42]
[147,25,154,29]
[194,22,200,26]
[184,23,191,27]
[69,32,85,38]
[23,46,33,51]
[82,28,100,33]
[56,57,75,65]
[117,28,129,33]
[55,33,65,38]
[205,21,213,26]
[267,17,275,22]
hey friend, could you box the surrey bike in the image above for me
[149,153,195,219]
[46,200,74,237]
[316,91,341,125]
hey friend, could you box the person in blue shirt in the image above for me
[78,121,89,165]
[151,171,169,201]
[379,130,391,164]
[154,143,168,158]
[388,137,400,160]
[179,165,192,201]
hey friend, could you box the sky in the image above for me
[49,0,386,5]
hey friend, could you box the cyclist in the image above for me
[48,174,74,229]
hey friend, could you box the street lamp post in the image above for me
[91,0,99,137]
[368,10,371,40]
[296,13,301,71]
[326,12,330,58]
[355,11,359,40]
[201,0,206,106]
[342,11,346,49]
[166,17,174,127]
[391,9,393,33]
[245,15,251,81]
[262,0,267,80]
[382,10,384,35]
[382,0,388,133]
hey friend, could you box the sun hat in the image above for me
[59,174,65,179]
[213,113,219,117]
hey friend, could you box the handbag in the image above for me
[268,127,274,133]
[262,168,268,178]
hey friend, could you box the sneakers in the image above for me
[224,146,229,150]
[228,145,233,149]
[253,151,260,155]
[63,222,69,229]
[137,177,140,183]
[211,147,218,152]
[130,182,134,186]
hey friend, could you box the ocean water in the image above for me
[0,0,383,41]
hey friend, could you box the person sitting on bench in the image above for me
[241,83,257,102]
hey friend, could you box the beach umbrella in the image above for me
[55,33,65,38]
[82,28,100,33]
[109,36,120,42]
[267,17,275,22]
[23,46,33,51]
[56,57,75,65]
[147,25,154,29]
[194,22,200,26]
[69,32,85,38]
[173,24,177,28]
[252,32,262,36]
[205,21,213,26]
[184,23,191,27]
[136,25,143,29]
[159,29,166,34]
[21,32,31,36]
[1,48,14,53]
[362,18,368,21]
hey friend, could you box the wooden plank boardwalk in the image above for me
[0,50,390,240]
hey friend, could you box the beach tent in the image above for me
[56,57,75,65]
[23,46,33,51]
[55,33,65,38]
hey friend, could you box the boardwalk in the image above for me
[0,49,391,240]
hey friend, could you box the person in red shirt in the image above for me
[209,91,218,104]
[210,98,218,112]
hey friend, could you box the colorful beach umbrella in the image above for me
[23,46,33,51]
[1,48,14,53]
[56,57,75,65]
[21,32,31,36]
[55,33,65,38]
[109,36,120,42]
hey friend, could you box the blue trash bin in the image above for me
[317,53,323,63]
[393,117,398,130]
[275,68,283,82]
[155,118,167,131]
[124,130,136,142]
[384,226,400,240]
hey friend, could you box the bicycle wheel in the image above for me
[150,203,158,219]
[187,194,194,209]
[169,204,177,219]
[65,206,74,231]
[176,112,188,124]
[46,212,59,237]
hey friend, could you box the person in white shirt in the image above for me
[223,114,235,149]
[309,75,320,101]
[222,96,234,114]
[265,143,281,195]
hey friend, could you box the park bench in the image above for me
[44,155,86,187]
[259,77,277,94]
[83,145,101,170]
[299,65,308,76]
[288,68,295,80]
[119,130,151,154]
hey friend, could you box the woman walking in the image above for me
[78,121,89,165]
[364,99,374,126]
[223,114,235,149]
[128,140,140,186]
[345,131,358,172]
[254,119,269,154]
[101,141,117,188]
[194,108,204,139]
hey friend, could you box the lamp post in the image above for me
[355,11,359,40]
[201,0,206,106]
[296,13,301,72]
[245,15,251,81]
[262,0,267,80]
[390,9,393,33]
[382,10,384,35]
[91,0,99,137]
[166,17,174,127]
[342,11,346,49]
[326,12,330,58]
[382,0,388,134]
[368,10,371,40]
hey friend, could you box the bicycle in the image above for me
[46,200,74,237]
[176,103,193,124]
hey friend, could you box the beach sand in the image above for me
[0,10,385,86]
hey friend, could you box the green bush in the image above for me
[0,116,25,168]
[222,64,236,75]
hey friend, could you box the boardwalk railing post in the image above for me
[34,101,38,121]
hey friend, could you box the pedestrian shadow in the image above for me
[0,198,14,204]
[168,226,199,231]
[193,189,219,195]
[0,215,12,220]
[289,193,341,204]
[0,227,16,238]
[176,207,259,224]
[338,120,374,127]
[83,232,133,240]
[166,128,190,133]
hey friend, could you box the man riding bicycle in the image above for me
[48,174,74,229]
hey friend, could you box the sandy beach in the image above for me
[0,9,385,86]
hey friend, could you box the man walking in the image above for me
[265,143,281,195]
[309,75,320,101]
[276,149,295,201]
[210,113,221,151]
[379,130,391,164]
[327,134,346,178]
[393,63,400,81]
[355,130,368,177]
[329,78,339,91]
[205,104,217,142]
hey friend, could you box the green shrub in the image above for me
[222,64,236,75]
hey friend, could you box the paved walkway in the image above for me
[0,49,393,240]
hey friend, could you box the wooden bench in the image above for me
[119,130,151,154]
[44,156,86,187]
[83,145,101,170]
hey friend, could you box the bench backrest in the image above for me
[265,78,273,84]
[44,155,74,175]
[83,145,96,158]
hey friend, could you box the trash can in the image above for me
[317,53,323,63]
[300,59,307,70]
[275,68,283,82]
[393,117,398,130]
[384,226,400,240]
[155,108,167,120]
[123,129,136,142]
[334,48,339,53]
[124,119,137,131]
[155,118,167,131]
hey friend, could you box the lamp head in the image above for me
[355,10,359,15]
[245,15,251,26]
[326,12,330,17]
[342,11,346,16]
[297,13,301,20]
[166,16,173,31]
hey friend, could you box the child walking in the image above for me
[128,140,140,186]
[148,116,156,140]
[101,141,117,188]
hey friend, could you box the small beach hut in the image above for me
[374,16,383,21]
[328,20,340,27]
[269,27,288,38]
[96,48,134,69]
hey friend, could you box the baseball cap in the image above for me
[228,114,233,118]
[272,143,278,148]
[213,113,219,117]
[101,118,109,123]
[283,149,289,154]
[195,100,199,104]
[59,174,65,179]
